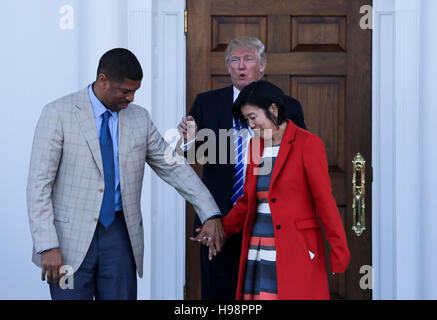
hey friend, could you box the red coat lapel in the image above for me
[270,120,298,188]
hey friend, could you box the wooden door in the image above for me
[186,0,372,300]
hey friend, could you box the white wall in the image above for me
[0,0,186,299]
[0,0,82,300]
[373,0,437,299]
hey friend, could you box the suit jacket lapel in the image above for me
[74,88,104,176]
[218,85,234,130]
[270,120,297,189]
[117,107,132,189]
[215,86,235,169]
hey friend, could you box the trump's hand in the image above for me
[190,217,226,260]
[177,115,197,143]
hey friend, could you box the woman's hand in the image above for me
[190,218,226,260]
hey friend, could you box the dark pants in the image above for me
[200,231,242,300]
[50,212,137,300]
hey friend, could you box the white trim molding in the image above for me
[372,0,396,299]
[150,0,187,300]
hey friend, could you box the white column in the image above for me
[373,0,422,299]
[419,0,437,300]
[127,0,187,299]
[393,0,421,299]
[149,0,187,300]
[127,0,154,300]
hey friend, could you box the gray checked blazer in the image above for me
[27,87,220,277]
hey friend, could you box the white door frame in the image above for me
[372,0,423,299]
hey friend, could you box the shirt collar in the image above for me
[232,86,240,103]
[88,83,118,120]
[232,86,253,134]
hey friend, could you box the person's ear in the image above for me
[259,60,267,75]
[227,62,233,75]
[97,73,109,90]
[269,103,279,118]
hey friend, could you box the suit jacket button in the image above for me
[276,225,281,230]
[271,198,276,203]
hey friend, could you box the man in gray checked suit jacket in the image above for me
[27,48,225,300]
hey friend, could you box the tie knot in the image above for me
[103,110,111,120]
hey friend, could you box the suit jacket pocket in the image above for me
[132,143,147,151]
[53,207,70,223]
[131,136,147,151]
[130,142,147,160]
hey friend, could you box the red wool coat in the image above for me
[222,120,351,300]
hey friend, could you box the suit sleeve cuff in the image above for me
[203,212,222,222]
[181,137,196,151]
[37,246,59,255]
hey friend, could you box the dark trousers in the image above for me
[200,231,242,300]
[50,212,137,300]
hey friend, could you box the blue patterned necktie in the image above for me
[231,120,246,205]
[99,111,115,228]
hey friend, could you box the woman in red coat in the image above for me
[213,80,350,300]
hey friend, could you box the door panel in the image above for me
[212,16,267,51]
[291,16,347,52]
[186,0,372,300]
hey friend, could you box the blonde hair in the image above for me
[225,37,267,68]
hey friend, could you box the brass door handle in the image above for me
[352,153,366,236]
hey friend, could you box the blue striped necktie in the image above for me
[231,120,246,205]
[99,111,115,228]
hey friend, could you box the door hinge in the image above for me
[184,9,188,35]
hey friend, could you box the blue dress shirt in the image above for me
[88,84,123,211]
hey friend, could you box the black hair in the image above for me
[97,48,143,82]
[232,80,287,128]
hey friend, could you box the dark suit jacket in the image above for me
[188,85,306,229]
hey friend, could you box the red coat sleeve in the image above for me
[221,137,261,239]
[302,134,351,273]
[221,162,251,238]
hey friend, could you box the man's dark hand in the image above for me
[190,217,225,260]
[41,248,64,286]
